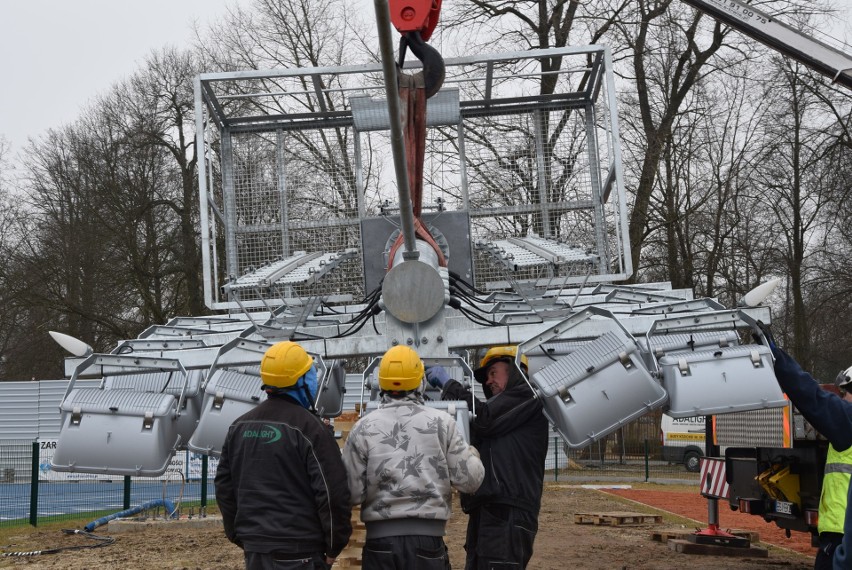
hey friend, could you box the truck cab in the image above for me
[660,414,706,472]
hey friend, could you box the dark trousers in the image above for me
[362,535,450,570]
[815,532,843,570]
[464,505,537,570]
[244,551,330,570]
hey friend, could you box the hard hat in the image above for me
[474,346,527,384]
[836,366,852,389]
[260,341,313,389]
[479,345,528,370]
[378,345,425,392]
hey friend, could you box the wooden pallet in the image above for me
[335,420,357,448]
[333,507,364,568]
[333,553,362,568]
[574,511,663,526]
[668,539,768,558]
[651,529,760,543]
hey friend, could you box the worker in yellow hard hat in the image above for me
[472,345,530,395]
[215,341,352,570]
[341,345,484,569]
[426,346,548,570]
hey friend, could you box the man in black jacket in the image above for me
[215,341,352,570]
[427,346,549,570]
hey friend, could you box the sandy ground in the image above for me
[0,483,815,569]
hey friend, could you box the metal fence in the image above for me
[1,419,699,528]
[0,441,216,528]
[549,413,702,484]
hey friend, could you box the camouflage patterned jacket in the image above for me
[341,393,484,534]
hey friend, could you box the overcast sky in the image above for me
[0,0,247,155]
[1,0,849,159]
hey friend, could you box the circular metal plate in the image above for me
[382,260,445,323]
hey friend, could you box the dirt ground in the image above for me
[0,483,815,569]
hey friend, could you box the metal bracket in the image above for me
[213,391,225,410]
[71,407,82,426]
[143,411,154,430]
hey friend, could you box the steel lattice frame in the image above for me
[195,45,630,311]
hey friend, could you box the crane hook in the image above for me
[397,30,445,98]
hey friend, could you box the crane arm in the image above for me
[681,0,852,90]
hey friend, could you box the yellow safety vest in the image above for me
[819,444,852,534]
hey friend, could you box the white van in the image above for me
[660,414,706,472]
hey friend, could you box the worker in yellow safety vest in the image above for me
[815,367,852,570]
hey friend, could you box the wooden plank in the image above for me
[574,511,663,526]
[668,539,768,558]
[334,555,362,568]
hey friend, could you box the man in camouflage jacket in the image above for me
[341,346,484,569]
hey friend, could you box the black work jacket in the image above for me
[443,378,549,514]
[214,396,352,557]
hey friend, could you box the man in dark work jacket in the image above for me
[427,346,549,569]
[215,341,352,570]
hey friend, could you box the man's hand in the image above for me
[426,365,451,388]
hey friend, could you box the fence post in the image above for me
[123,476,131,510]
[644,438,649,482]
[29,441,39,527]
[201,454,209,511]
[553,437,559,482]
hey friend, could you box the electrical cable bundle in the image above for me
[1,529,115,557]
[293,284,384,340]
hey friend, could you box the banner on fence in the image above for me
[37,440,218,481]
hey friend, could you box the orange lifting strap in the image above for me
[386,1,447,269]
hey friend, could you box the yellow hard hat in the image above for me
[378,345,424,392]
[479,346,528,369]
[474,346,527,383]
[260,341,313,388]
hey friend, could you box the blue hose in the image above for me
[84,498,177,532]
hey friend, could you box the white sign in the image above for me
[37,440,218,481]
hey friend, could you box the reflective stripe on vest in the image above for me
[819,444,852,534]
[825,463,852,475]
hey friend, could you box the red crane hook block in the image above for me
[389,0,442,41]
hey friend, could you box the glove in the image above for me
[752,320,776,348]
[426,365,451,388]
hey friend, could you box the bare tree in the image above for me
[438,1,630,241]
[197,0,370,222]
[636,55,775,303]
[754,57,845,367]
[105,46,207,316]
[11,47,207,369]
[614,0,737,281]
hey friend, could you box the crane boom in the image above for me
[682,0,852,89]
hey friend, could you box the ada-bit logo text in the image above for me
[242,424,282,444]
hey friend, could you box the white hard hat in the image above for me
[836,366,852,389]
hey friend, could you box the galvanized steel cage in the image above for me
[195,45,630,311]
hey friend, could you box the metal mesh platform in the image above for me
[224,249,359,294]
[476,238,597,271]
